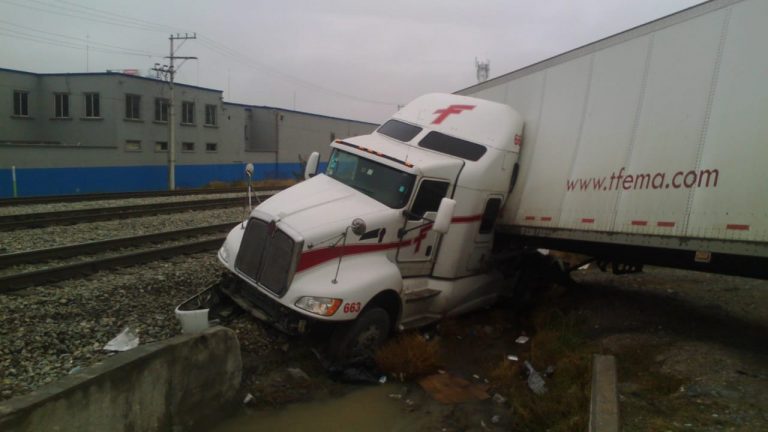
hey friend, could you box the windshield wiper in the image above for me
[350,184,374,196]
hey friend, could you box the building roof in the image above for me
[0,66,222,93]
[223,100,379,126]
[0,66,378,125]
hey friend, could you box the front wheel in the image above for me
[327,307,390,363]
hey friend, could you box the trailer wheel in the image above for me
[328,307,390,362]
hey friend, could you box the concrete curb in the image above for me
[589,354,619,432]
[0,326,242,432]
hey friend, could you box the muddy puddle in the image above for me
[212,384,425,432]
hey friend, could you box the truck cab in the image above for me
[216,93,523,357]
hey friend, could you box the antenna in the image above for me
[475,57,490,83]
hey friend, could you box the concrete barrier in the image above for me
[0,326,242,432]
[588,354,619,432]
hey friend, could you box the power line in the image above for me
[0,31,159,58]
[0,0,175,33]
[1,0,403,107]
[0,20,162,56]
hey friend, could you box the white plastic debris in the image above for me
[524,361,548,395]
[103,327,139,351]
[506,354,519,361]
[492,393,507,405]
[515,335,529,344]
[243,393,255,404]
[378,375,388,384]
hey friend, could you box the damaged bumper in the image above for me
[219,273,312,335]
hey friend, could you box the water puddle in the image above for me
[212,384,422,432]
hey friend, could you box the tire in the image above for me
[327,307,390,363]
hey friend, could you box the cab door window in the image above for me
[410,180,449,220]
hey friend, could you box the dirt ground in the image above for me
[221,265,768,431]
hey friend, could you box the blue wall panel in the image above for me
[0,163,306,198]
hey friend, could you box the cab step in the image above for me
[404,288,441,303]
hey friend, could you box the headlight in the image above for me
[295,296,342,316]
[218,246,230,264]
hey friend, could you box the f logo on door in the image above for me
[432,104,475,125]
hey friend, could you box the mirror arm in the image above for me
[397,217,435,239]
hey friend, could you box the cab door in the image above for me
[466,195,504,273]
[396,179,450,277]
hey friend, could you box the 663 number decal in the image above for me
[342,302,361,313]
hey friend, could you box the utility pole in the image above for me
[152,33,197,190]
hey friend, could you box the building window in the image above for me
[155,141,168,152]
[125,94,140,120]
[84,93,100,118]
[182,142,195,152]
[205,142,218,152]
[125,140,142,152]
[181,101,194,124]
[54,93,70,118]
[154,98,168,122]
[204,104,217,126]
[13,90,29,116]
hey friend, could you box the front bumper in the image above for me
[220,273,312,335]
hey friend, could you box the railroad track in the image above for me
[0,186,266,207]
[0,195,271,231]
[0,222,240,293]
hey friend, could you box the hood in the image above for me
[255,174,396,242]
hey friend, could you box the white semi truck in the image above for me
[211,0,767,357]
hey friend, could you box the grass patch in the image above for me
[501,295,594,431]
[375,332,440,380]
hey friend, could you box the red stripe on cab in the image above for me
[726,224,749,231]
[657,221,675,227]
[296,213,483,272]
[631,220,647,226]
[451,214,483,223]
[581,218,595,224]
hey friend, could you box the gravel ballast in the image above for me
[1,207,246,254]
[0,252,223,400]
[0,191,281,217]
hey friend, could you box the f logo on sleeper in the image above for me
[432,104,475,125]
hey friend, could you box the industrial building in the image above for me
[0,67,377,197]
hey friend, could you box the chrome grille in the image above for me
[234,218,299,297]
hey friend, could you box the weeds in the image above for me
[499,290,594,431]
[375,332,440,380]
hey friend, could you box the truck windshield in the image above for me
[325,149,415,209]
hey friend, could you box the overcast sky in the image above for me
[1,0,704,123]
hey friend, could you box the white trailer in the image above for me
[198,0,766,359]
[457,0,768,278]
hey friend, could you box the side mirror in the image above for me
[304,152,319,180]
[432,198,456,234]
